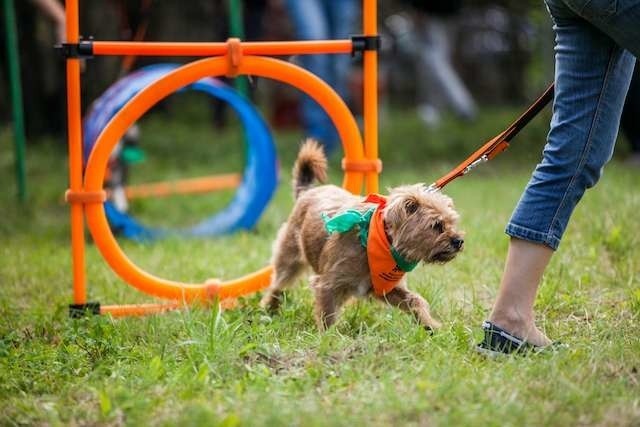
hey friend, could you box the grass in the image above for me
[1,99,639,426]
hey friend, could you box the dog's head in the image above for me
[382,184,464,264]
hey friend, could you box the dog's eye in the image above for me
[433,221,444,233]
[405,199,418,215]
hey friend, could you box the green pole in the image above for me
[3,0,27,202]
[228,0,249,97]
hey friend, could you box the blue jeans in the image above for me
[506,0,640,249]
[285,0,358,153]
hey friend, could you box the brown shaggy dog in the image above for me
[260,139,464,330]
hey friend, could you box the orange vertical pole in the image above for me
[363,0,379,194]
[66,0,87,304]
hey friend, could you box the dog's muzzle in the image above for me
[451,237,464,251]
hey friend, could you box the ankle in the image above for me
[488,308,533,332]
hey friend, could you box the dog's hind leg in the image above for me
[312,277,352,331]
[378,284,442,331]
[260,224,305,312]
[313,283,338,331]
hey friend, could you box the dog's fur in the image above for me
[260,139,464,330]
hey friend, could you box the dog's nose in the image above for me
[451,237,464,250]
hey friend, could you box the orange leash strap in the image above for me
[431,83,555,190]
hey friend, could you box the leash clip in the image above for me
[462,154,489,175]
[423,183,439,193]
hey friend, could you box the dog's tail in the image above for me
[292,138,328,199]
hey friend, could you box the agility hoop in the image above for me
[83,63,277,240]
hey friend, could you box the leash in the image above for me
[427,83,555,191]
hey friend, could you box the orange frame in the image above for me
[122,174,242,200]
[65,0,380,317]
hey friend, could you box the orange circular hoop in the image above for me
[84,56,365,302]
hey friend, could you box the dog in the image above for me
[260,139,464,331]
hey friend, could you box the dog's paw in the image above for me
[423,319,442,333]
[259,290,283,313]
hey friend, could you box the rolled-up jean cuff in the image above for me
[505,223,560,250]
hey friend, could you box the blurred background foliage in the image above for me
[0,0,555,144]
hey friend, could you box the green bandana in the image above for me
[322,208,374,247]
[322,208,418,272]
[390,247,418,272]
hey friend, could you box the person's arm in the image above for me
[31,0,66,42]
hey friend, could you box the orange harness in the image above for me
[322,194,417,296]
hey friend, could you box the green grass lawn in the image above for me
[1,103,639,426]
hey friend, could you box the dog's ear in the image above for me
[384,193,417,227]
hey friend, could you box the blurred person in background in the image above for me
[285,0,359,154]
[0,0,66,138]
[387,0,476,126]
[478,0,640,355]
[32,0,66,43]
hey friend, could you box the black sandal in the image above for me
[476,321,564,357]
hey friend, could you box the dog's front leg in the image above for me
[379,285,442,331]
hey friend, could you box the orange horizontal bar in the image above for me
[101,303,181,317]
[92,40,353,57]
[101,298,238,318]
[123,173,241,199]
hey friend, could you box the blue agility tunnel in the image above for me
[83,64,278,240]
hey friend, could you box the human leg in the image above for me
[486,0,636,348]
[507,7,634,249]
[285,0,340,151]
[326,0,359,100]
[417,15,476,122]
[488,239,554,347]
